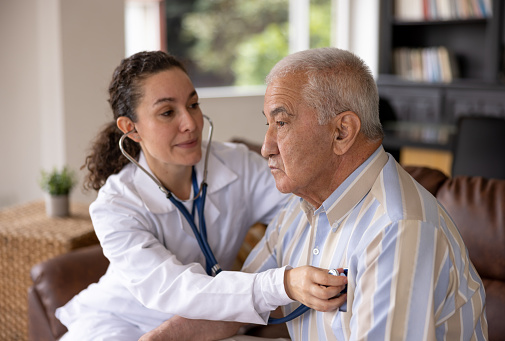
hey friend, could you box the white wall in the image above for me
[0,0,124,208]
[0,0,379,209]
[197,87,268,145]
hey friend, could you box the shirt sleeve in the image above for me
[91,194,292,325]
[349,219,448,341]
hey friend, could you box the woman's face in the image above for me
[133,68,204,174]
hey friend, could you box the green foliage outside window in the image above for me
[309,0,332,49]
[165,0,332,87]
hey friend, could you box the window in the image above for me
[125,0,163,57]
[125,0,336,88]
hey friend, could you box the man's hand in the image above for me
[284,266,347,312]
[138,316,243,341]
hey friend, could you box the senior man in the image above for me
[141,47,488,341]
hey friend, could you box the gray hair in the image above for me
[266,47,383,141]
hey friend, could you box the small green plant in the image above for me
[39,166,77,196]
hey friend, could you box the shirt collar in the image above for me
[134,142,238,214]
[300,146,388,227]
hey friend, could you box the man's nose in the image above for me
[261,126,278,159]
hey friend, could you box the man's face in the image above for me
[262,73,338,202]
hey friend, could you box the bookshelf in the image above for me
[378,0,505,173]
[379,0,502,84]
[378,0,505,133]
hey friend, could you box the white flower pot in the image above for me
[44,193,70,217]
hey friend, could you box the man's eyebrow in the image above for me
[153,90,198,107]
[263,106,294,118]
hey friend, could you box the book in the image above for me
[395,0,424,20]
[393,46,459,83]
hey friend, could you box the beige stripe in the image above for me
[308,309,319,340]
[444,303,463,340]
[323,310,340,341]
[386,220,422,340]
[277,212,310,267]
[319,222,344,269]
[397,163,425,220]
[354,230,382,339]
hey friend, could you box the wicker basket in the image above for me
[0,201,98,341]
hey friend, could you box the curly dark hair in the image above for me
[82,51,187,191]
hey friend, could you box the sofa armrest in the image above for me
[29,244,109,340]
[28,285,56,341]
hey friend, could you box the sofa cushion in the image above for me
[436,176,505,282]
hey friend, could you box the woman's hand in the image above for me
[284,265,347,312]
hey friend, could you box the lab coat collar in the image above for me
[133,142,238,215]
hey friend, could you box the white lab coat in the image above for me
[56,141,292,335]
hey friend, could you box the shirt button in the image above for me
[313,247,320,255]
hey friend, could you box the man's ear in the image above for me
[332,111,361,155]
[117,117,141,142]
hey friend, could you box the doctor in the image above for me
[56,51,345,341]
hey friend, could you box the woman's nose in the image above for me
[180,109,197,132]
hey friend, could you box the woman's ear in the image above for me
[332,111,361,155]
[117,117,141,142]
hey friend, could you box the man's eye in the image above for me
[276,121,286,127]
[189,102,200,109]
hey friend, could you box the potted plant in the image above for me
[39,166,77,217]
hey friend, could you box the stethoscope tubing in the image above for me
[118,115,221,276]
[167,183,221,275]
[268,304,310,324]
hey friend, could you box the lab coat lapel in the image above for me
[194,142,238,228]
[134,144,238,230]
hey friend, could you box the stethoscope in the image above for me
[118,114,342,324]
[268,268,347,324]
[119,115,222,276]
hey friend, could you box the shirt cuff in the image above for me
[253,266,295,317]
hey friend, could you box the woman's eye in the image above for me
[189,102,200,109]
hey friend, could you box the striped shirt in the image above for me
[243,146,488,340]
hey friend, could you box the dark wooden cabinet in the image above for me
[445,87,505,121]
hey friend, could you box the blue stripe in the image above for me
[406,222,436,339]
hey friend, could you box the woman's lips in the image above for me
[176,138,198,148]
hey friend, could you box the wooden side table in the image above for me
[0,201,99,341]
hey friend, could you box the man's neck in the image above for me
[298,139,383,208]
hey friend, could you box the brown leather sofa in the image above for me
[28,166,505,340]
